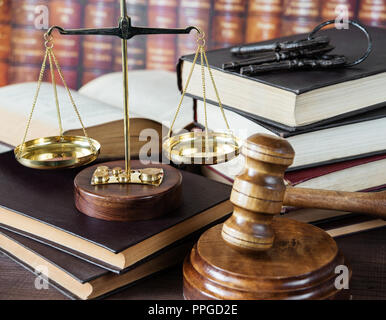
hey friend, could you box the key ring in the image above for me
[307,19,372,67]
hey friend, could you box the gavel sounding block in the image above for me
[74,160,182,221]
[183,218,350,300]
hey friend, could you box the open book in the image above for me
[0,70,194,158]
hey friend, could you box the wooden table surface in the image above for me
[0,227,385,300]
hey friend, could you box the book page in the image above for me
[79,70,194,131]
[0,82,127,146]
[0,143,11,154]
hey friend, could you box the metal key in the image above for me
[240,55,347,76]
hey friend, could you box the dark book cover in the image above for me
[178,26,386,131]
[0,151,232,271]
[0,225,198,299]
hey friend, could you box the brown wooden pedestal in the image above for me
[183,218,352,300]
[74,160,182,221]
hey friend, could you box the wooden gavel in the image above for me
[222,133,386,251]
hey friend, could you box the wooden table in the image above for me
[0,227,385,300]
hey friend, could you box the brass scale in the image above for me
[14,0,240,186]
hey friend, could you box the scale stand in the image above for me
[46,0,198,221]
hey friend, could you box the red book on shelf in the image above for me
[281,0,322,37]
[0,0,10,86]
[9,0,48,85]
[358,0,386,28]
[177,0,212,57]
[211,0,247,49]
[12,0,48,28]
[81,0,116,86]
[113,0,147,72]
[246,0,283,43]
[147,0,178,71]
[48,0,83,89]
[321,0,358,21]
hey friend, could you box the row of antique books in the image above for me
[178,26,386,220]
[1,0,385,89]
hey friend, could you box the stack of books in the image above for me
[0,150,234,299]
[178,26,386,222]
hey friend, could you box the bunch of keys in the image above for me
[223,20,372,76]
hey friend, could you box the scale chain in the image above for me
[48,48,63,137]
[18,34,97,159]
[49,48,96,154]
[200,44,210,153]
[17,48,49,159]
[167,29,231,142]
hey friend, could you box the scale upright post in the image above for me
[120,0,131,175]
[45,0,198,221]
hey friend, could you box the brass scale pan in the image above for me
[15,136,100,170]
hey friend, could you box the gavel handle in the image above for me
[284,187,386,219]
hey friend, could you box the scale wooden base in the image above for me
[74,160,182,221]
[183,219,351,300]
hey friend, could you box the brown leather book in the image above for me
[211,0,247,49]
[82,0,116,85]
[8,27,45,84]
[0,151,233,271]
[113,0,147,72]
[147,0,178,71]
[0,0,10,86]
[246,0,283,43]
[9,1,48,85]
[281,0,322,36]
[177,0,212,57]
[321,0,359,20]
[358,0,386,28]
[47,0,83,89]
[11,0,49,28]
[0,225,197,299]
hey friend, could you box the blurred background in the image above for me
[0,0,385,90]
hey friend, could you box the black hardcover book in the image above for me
[178,26,386,130]
[0,225,196,300]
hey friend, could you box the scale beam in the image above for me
[46,18,199,40]
[45,9,199,179]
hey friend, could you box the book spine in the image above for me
[358,0,386,28]
[147,0,178,71]
[81,0,116,86]
[246,0,283,43]
[113,0,148,72]
[212,0,247,49]
[321,0,358,20]
[281,0,322,37]
[48,0,83,89]
[0,0,11,86]
[177,0,212,57]
[9,0,48,85]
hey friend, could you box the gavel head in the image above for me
[222,133,295,252]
